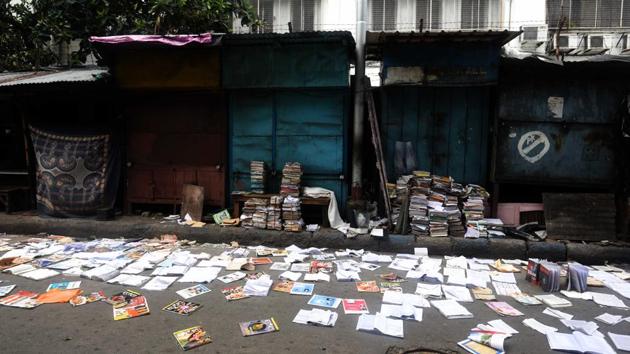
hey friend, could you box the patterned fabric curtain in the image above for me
[29,126,119,217]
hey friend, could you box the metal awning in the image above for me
[366,30,522,60]
[0,67,109,87]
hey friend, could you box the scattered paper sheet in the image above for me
[560,319,599,336]
[546,331,616,354]
[380,303,422,322]
[487,319,519,334]
[543,307,574,320]
[178,267,221,283]
[442,285,473,303]
[431,299,473,319]
[595,313,624,325]
[243,275,273,297]
[304,272,330,282]
[356,313,404,338]
[293,309,338,327]
[523,318,558,334]
[279,271,302,281]
[142,276,178,291]
[591,293,628,309]
[492,281,521,296]
[107,274,150,287]
[609,332,630,352]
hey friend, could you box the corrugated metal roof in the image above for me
[366,30,521,60]
[0,67,109,87]
[223,31,356,47]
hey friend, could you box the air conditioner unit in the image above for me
[519,25,548,52]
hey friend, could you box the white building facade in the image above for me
[235,0,630,55]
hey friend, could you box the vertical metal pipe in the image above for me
[352,0,368,199]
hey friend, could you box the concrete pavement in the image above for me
[1,237,629,354]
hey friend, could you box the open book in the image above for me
[546,331,616,354]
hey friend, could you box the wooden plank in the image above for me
[543,193,616,241]
[367,87,392,225]
[181,184,205,222]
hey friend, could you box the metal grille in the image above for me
[548,0,630,29]
[237,0,315,33]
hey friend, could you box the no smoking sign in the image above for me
[517,130,550,164]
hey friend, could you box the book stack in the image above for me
[241,199,257,227]
[282,196,303,232]
[446,209,465,237]
[428,209,449,237]
[409,193,429,237]
[431,175,453,194]
[538,261,561,292]
[250,161,267,194]
[267,196,283,231]
[280,162,303,197]
[252,199,269,229]
[567,262,589,293]
[463,184,489,222]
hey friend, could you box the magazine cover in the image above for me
[239,318,280,336]
[379,282,403,293]
[113,295,150,320]
[221,286,249,301]
[271,250,288,257]
[272,281,294,293]
[342,299,369,314]
[106,289,141,307]
[46,281,81,291]
[356,281,380,293]
[176,285,211,300]
[290,282,314,296]
[310,261,333,273]
[0,290,40,308]
[485,301,524,317]
[162,300,202,316]
[173,326,212,351]
[308,295,341,309]
[250,257,273,265]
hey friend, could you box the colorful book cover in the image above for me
[309,261,333,273]
[472,287,496,301]
[106,289,141,307]
[356,281,380,293]
[511,293,542,306]
[46,281,81,292]
[290,282,314,296]
[176,285,211,300]
[0,284,16,297]
[0,290,39,308]
[272,280,294,293]
[162,300,202,316]
[113,295,150,320]
[70,291,105,306]
[526,259,540,285]
[342,299,369,314]
[271,250,288,257]
[458,339,504,354]
[221,286,249,301]
[173,326,212,351]
[308,294,342,309]
[485,301,524,317]
[379,272,406,283]
[246,272,267,280]
[379,282,403,293]
[250,257,273,265]
[239,318,280,336]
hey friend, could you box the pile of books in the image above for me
[241,198,266,228]
[267,195,283,231]
[408,174,430,237]
[282,196,303,232]
[280,162,303,197]
[250,161,267,194]
[428,209,449,237]
[252,199,269,229]
[463,184,489,222]
[567,262,589,293]
[538,261,561,292]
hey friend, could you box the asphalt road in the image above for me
[1,239,629,354]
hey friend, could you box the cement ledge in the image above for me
[0,214,629,264]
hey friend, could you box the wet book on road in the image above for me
[239,318,280,336]
[162,300,202,316]
[173,326,212,351]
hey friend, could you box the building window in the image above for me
[548,0,630,29]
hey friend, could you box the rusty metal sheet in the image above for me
[543,193,616,241]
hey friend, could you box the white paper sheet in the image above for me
[592,293,628,309]
[442,285,473,303]
[178,266,221,283]
[243,275,273,296]
[523,318,558,334]
[595,313,624,325]
[431,299,473,319]
[487,319,519,334]
[543,307,574,320]
[279,271,302,281]
[609,332,630,351]
[142,276,178,291]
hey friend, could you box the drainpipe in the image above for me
[352,0,367,200]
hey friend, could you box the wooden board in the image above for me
[543,193,616,241]
[181,184,205,221]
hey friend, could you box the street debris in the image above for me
[0,234,629,352]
